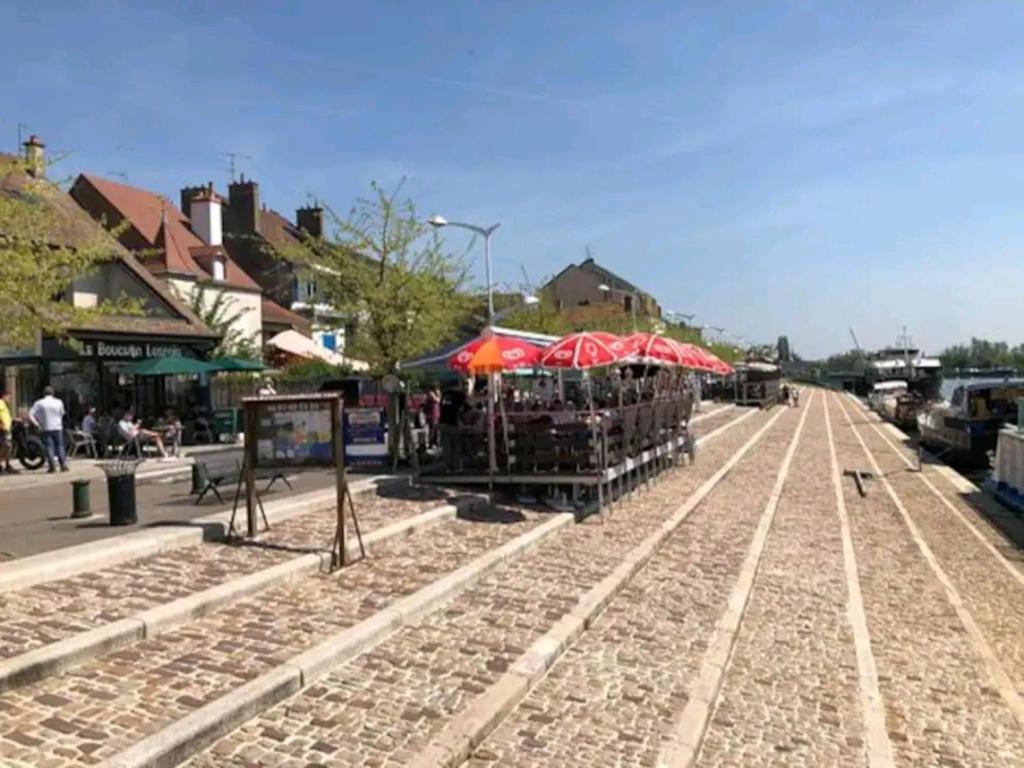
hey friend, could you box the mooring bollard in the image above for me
[71,479,91,518]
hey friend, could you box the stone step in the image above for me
[0,503,552,767]
[178,406,777,767]
[0,482,456,669]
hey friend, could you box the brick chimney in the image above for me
[296,205,324,238]
[226,175,260,235]
[22,135,45,178]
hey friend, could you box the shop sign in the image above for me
[80,342,186,360]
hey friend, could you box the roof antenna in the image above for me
[223,152,253,182]
[108,171,128,182]
[16,123,28,152]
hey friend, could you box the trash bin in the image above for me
[71,479,91,519]
[100,459,143,526]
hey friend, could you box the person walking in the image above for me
[0,389,16,474]
[30,385,68,473]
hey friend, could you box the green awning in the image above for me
[211,357,266,372]
[126,356,220,376]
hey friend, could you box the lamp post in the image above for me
[428,215,501,326]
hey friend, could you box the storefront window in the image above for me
[50,361,99,425]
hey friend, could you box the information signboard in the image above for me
[251,398,335,466]
[343,407,388,469]
[241,393,363,566]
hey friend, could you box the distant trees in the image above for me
[282,182,473,375]
[939,338,1024,371]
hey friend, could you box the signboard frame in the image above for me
[242,393,364,567]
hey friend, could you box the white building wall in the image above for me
[167,278,262,350]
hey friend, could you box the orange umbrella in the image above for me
[466,338,510,375]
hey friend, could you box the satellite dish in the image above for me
[381,373,402,394]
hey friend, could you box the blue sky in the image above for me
[5,1,1024,357]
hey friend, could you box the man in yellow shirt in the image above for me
[0,389,14,474]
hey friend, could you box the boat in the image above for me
[916,378,1024,468]
[863,346,942,401]
[867,380,919,430]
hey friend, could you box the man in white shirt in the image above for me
[29,385,68,473]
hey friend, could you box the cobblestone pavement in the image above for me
[0,483,451,662]
[696,395,866,768]
[848,400,1024,702]
[0,503,537,766]
[467,406,803,767]
[183,407,771,767]
[847,397,1024,579]
[829,393,1024,766]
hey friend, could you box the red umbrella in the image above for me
[675,342,733,374]
[623,332,694,366]
[449,335,542,373]
[540,331,628,369]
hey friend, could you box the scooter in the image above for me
[11,419,45,470]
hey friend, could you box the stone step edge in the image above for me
[405,404,790,768]
[102,511,575,768]
[0,496,476,694]
[0,474,399,593]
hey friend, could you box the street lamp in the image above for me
[428,215,501,326]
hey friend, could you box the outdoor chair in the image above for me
[68,429,98,459]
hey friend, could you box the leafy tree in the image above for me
[279,358,354,381]
[0,156,135,348]
[939,337,1024,371]
[176,283,260,360]
[282,182,472,375]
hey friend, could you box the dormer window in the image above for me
[212,258,226,282]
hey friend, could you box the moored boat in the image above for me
[868,380,919,430]
[917,378,1024,468]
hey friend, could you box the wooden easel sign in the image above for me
[242,393,365,569]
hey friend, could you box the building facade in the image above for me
[71,175,268,353]
[0,143,218,419]
[541,257,662,319]
[205,176,350,354]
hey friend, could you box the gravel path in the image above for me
[0,483,451,661]
[0,503,537,767]
[695,394,866,768]
[829,392,1024,767]
[182,406,771,767]
[466,405,803,767]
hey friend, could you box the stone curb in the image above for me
[0,474,396,593]
[407,405,791,768]
[0,496,467,694]
[102,511,575,768]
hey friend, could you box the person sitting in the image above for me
[81,406,98,437]
[117,410,167,458]
[158,409,183,457]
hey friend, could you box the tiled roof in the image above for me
[261,297,310,331]
[77,174,261,292]
[258,207,302,247]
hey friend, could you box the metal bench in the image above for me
[192,451,292,506]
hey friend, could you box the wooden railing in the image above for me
[452,394,694,474]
